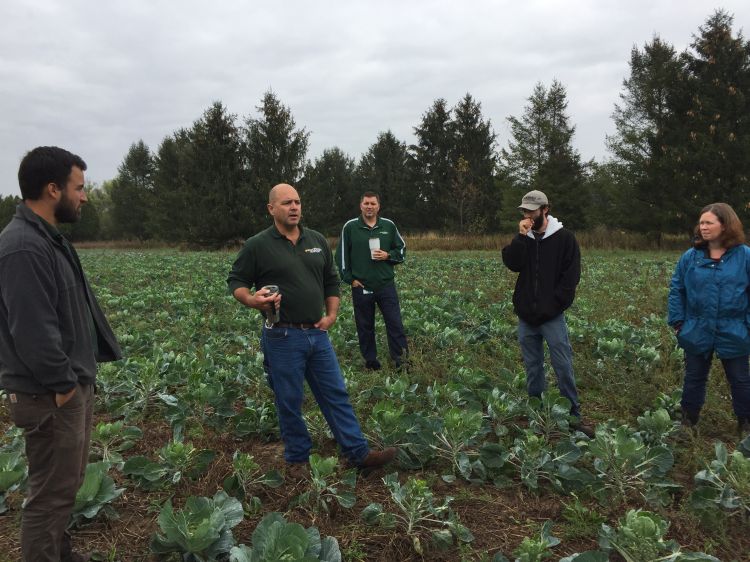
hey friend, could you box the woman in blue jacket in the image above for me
[668,202,750,436]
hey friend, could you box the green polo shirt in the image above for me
[335,216,406,292]
[227,225,341,323]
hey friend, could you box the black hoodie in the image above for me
[501,216,581,326]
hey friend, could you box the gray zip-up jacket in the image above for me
[0,204,121,394]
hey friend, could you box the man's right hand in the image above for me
[519,218,533,236]
[55,386,76,408]
[253,287,282,312]
[352,280,364,288]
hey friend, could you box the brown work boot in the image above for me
[357,447,398,469]
[570,418,595,439]
[285,461,309,481]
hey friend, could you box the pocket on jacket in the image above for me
[676,318,699,351]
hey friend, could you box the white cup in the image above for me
[368,238,380,259]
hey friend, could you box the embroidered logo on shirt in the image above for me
[305,247,323,253]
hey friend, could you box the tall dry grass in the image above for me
[76,228,693,252]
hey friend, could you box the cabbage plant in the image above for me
[229,512,341,562]
[150,490,243,561]
[89,420,143,465]
[123,438,215,489]
[492,520,560,562]
[222,451,283,503]
[587,425,677,506]
[292,454,356,516]
[691,441,750,518]
[361,472,473,554]
[70,461,125,527]
[0,449,26,514]
[598,509,719,562]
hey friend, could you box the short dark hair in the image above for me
[360,191,380,203]
[18,146,87,201]
[693,202,746,249]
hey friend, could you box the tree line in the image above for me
[1,10,748,246]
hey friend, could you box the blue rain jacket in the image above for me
[668,244,750,358]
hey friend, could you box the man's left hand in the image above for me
[371,249,389,261]
[315,315,337,331]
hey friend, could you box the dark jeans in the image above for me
[8,383,94,562]
[261,326,369,464]
[683,351,750,418]
[352,284,407,364]
[518,314,581,418]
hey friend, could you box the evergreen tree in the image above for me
[410,98,454,229]
[182,102,247,245]
[450,93,497,232]
[0,195,21,230]
[606,37,686,235]
[501,81,588,229]
[110,140,154,239]
[149,102,246,245]
[676,10,750,227]
[355,131,414,228]
[244,91,309,232]
[149,134,189,242]
[298,147,356,235]
[89,180,116,240]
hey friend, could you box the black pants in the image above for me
[8,383,93,561]
[352,284,407,364]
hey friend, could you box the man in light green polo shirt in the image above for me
[336,191,407,370]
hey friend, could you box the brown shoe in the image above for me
[285,461,309,480]
[357,447,398,469]
[571,419,595,438]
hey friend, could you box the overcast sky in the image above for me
[1,1,747,197]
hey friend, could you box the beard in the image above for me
[54,195,81,224]
[532,212,545,231]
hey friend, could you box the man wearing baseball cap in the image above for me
[502,190,593,437]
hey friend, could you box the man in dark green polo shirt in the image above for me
[336,191,407,370]
[227,183,396,473]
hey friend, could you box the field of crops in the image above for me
[1,249,748,561]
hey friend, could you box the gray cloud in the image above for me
[1,0,747,195]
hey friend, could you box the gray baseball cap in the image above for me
[518,190,549,211]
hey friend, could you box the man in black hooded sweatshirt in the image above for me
[502,190,592,437]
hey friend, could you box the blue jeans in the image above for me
[683,351,750,418]
[352,284,408,364]
[518,314,581,417]
[261,326,369,464]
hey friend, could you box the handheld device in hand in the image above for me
[262,285,280,326]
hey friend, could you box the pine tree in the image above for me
[450,93,497,232]
[244,91,309,232]
[355,131,414,228]
[298,147,356,235]
[501,81,588,229]
[110,140,154,239]
[677,10,750,227]
[410,98,454,229]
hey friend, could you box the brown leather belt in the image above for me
[268,322,316,329]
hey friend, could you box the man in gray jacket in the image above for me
[0,146,121,562]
